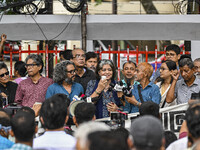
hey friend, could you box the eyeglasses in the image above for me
[73,54,86,59]
[160,68,169,71]
[25,64,38,68]
[0,71,9,78]
[66,69,76,74]
[166,53,176,57]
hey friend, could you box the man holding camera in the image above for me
[117,61,139,112]
[125,62,161,113]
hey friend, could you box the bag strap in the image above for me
[161,98,166,108]
[137,85,144,103]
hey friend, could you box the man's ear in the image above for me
[127,136,134,149]
[92,115,96,121]
[177,54,181,60]
[9,129,14,137]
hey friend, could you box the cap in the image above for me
[130,115,164,149]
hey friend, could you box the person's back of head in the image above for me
[186,104,200,145]
[40,93,70,130]
[0,109,11,138]
[139,101,160,119]
[164,131,177,148]
[11,111,35,142]
[130,115,164,150]
[166,44,181,55]
[88,131,129,150]
[62,50,73,60]
[75,121,110,150]
[19,106,35,117]
[14,61,27,77]
[74,102,96,125]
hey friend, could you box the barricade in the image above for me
[4,44,190,79]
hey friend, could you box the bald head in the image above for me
[138,62,153,79]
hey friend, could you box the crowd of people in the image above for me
[1,33,200,150]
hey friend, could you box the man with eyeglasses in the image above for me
[15,54,53,107]
[72,49,96,92]
[0,62,18,107]
[166,58,200,104]
[45,60,84,102]
[152,44,181,83]
[194,58,200,78]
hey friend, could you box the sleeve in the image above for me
[45,85,54,99]
[85,80,96,97]
[151,69,160,83]
[174,81,178,99]
[14,83,23,105]
[151,85,161,104]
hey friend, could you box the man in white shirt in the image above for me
[33,94,76,150]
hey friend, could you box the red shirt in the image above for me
[15,76,53,107]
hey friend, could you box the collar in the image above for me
[181,76,200,86]
[138,82,153,89]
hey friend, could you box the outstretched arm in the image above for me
[0,34,7,55]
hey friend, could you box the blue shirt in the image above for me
[7,143,32,150]
[130,82,161,113]
[45,82,84,102]
[121,79,139,113]
[0,135,14,149]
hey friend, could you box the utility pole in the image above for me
[81,3,87,52]
[112,0,117,66]
[47,0,54,78]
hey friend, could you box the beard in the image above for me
[64,76,74,84]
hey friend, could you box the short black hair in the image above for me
[85,52,98,62]
[25,54,44,73]
[19,106,35,117]
[74,102,96,125]
[164,131,177,148]
[11,111,35,142]
[139,101,160,119]
[40,94,70,130]
[62,50,73,60]
[122,60,137,69]
[0,62,8,71]
[0,108,11,127]
[186,104,200,139]
[14,61,27,77]
[166,44,181,55]
[88,131,129,150]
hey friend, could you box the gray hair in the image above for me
[95,59,116,80]
[194,58,200,63]
[179,58,194,69]
[74,121,110,149]
[53,60,75,84]
[25,54,43,73]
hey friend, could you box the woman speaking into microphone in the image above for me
[85,59,121,119]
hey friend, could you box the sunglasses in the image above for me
[25,64,38,68]
[0,71,9,78]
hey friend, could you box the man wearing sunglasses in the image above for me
[72,49,96,93]
[0,62,18,107]
[45,60,84,102]
[15,54,53,107]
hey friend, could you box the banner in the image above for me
[97,103,188,134]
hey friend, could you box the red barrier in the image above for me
[117,45,120,81]
[4,44,191,79]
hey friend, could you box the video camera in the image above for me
[109,80,133,97]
